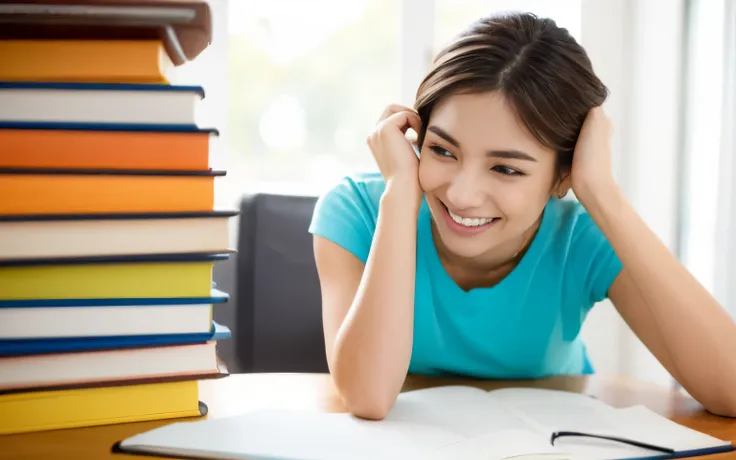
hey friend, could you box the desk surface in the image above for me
[2,372,736,459]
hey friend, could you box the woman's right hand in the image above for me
[367,104,423,196]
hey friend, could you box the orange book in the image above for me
[0,128,214,171]
[0,40,172,83]
[0,168,224,215]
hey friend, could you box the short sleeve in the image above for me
[569,210,623,306]
[308,175,381,264]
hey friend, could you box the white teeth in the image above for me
[447,207,495,227]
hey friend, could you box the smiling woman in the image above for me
[308,10,736,422]
[308,12,618,418]
[418,92,567,270]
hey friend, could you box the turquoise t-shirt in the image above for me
[308,172,623,379]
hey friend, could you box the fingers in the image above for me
[378,103,417,124]
[382,110,422,136]
[405,111,422,137]
[367,104,422,150]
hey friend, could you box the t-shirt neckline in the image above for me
[419,197,555,301]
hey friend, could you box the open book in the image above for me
[114,385,734,460]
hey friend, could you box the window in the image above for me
[713,0,736,314]
[223,0,399,189]
[680,0,727,296]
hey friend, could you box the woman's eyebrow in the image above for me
[427,125,537,162]
[487,150,537,162]
[427,125,460,147]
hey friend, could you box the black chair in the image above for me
[233,192,329,373]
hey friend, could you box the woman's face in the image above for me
[418,90,563,260]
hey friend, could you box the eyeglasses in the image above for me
[551,431,675,454]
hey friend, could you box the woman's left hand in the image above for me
[570,106,617,204]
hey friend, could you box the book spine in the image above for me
[0,40,169,84]
[0,174,216,215]
[0,129,210,171]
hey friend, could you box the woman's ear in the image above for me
[553,167,572,199]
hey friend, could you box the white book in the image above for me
[0,303,213,339]
[116,385,733,460]
[0,211,235,260]
[0,341,220,390]
[0,82,204,125]
[0,288,228,340]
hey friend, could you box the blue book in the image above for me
[0,321,231,356]
[0,120,219,135]
[0,290,230,344]
[0,288,229,307]
[0,321,233,394]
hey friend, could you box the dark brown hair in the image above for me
[414,11,608,174]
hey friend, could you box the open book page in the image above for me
[381,386,566,459]
[119,408,458,460]
[483,388,731,459]
[118,386,732,460]
[435,429,567,459]
[603,405,730,452]
[486,388,621,433]
[118,386,549,460]
[538,406,732,460]
[384,385,538,437]
[388,386,627,459]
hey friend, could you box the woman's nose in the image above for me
[445,175,485,211]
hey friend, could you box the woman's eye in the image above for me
[429,145,454,158]
[493,165,523,176]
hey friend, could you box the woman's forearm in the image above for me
[331,181,420,419]
[580,182,736,415]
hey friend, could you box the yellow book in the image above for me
[0,40,173,83]
[0,255,225,300]
[0,379,203,435]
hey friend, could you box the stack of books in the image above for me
[0,1,236,435]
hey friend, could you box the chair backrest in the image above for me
[234,192,329,373]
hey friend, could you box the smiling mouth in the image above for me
[441,201,500,228]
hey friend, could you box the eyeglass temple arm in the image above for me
[550,431,675,454]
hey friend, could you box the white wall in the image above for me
[681,0,726,298]
[171,0,229,169]
[624,0,686,387]
[579,0,687,387]
[715,0,736,315]
[171,0,240,247]
[577,0,632,379]
[399,0,434,107]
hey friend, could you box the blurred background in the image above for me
[174,0,736,388]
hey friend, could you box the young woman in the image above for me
[308,12,736,420]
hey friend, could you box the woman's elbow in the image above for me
[344,394,395,420]
[329,363,398,419]
[698,378,736,418]
[331,372,396,420]
[703,395,736,418]
[705,403,736,418]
